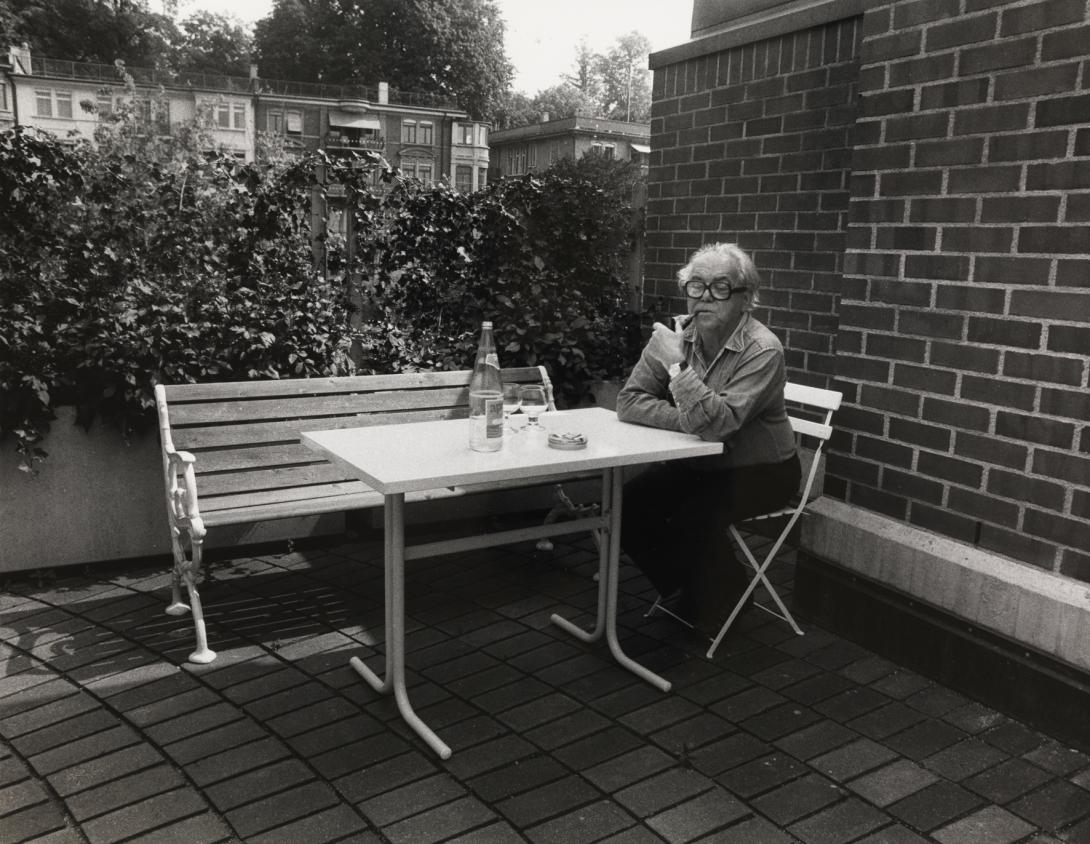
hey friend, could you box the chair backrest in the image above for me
[783,381,843,504]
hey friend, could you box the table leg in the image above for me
[549,471,610,643]
[349,499,394,693]
[552,468,671,693]
[351,493,452,760]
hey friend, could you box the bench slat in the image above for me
[163,366,547,402]
[168,386,471,426]
[171,408,469,451]
[189,443,325,474]
[196,463,357,498]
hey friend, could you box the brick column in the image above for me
[838,0,1090,579]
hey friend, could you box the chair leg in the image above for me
[705,527,802,659]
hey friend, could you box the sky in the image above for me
[170,0,693,94]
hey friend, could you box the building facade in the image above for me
[488,115,650,180]
[647,0,1090,685]
[2,44,489,189]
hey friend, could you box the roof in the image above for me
[490,115,650,146]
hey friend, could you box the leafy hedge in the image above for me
[1,122,641,471]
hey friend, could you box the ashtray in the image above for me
[548,431,588,450]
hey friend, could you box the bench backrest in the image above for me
[155,366,553,513]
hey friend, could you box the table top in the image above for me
[301,407,723,494]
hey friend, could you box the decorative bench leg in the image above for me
[180,538,216,664]
[163,526,216,664]
[165,528,191,617]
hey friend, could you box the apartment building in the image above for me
[1,44,489,189]
[488,114,650,180]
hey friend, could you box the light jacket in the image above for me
[616,312,796,469]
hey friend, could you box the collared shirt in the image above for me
[616,312,797,469]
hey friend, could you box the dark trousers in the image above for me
[620,455,802,605]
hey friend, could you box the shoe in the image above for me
[693,589,754,641]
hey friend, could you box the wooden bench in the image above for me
[154,366,556,663]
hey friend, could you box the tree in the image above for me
[531,83,590,122]
[254,0,512,120]
[4,0,177,67]
[565,39,602,105]
[169,10,253,77]
[595,31,652,122]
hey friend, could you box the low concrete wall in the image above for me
[801,497,1090,674]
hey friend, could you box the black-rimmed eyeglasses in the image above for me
[684,280,747,301]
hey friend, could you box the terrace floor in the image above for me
[2,515,1089,844]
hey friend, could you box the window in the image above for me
[95,93,113,119]
[267,111,283,133]
[286,110,302,133]
[550,143,559,163]
[591,142,616,159]
[402,120,416,143]
[477,167,487,189]
[419,121,433,145]
[0,84,7,112]
[455,164,473,192]
[527,145,537,169]
[216,102,245,130]
[35,89,71,118]
[459,123,474,145]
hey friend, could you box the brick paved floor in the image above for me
[2,517,1089,843]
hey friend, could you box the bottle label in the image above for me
[484,396,503,439]
[485,352,500,371]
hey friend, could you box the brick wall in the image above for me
[647,0,1090,584]
[646,17,862,379]
[839,0,1090,580]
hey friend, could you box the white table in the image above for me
[302,407,722,758]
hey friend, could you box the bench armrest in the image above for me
[163,448,206,539]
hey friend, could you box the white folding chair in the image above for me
[646,382,842,659]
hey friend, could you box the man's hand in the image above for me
[646,321,686,369]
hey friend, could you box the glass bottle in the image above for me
[469,321,503,452]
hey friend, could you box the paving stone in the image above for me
[144,701,245,745]
[846,759,938,807]
[1024,740,1090,776]
[0,797,69,841]
[941,702,1005,735]
[983,719,1047,755]
[45,742,163,798]
[620,696,703,736]
[0,778,51,816]
[811,738,898,782]
[847,701,927,741]
[523,707,612,751]
[1008,780,1090,830]
[525,797,634,844]
[493,691,580,732]
[205,757,315,811]
[554,725,644,770]
[18,824,86,844]
[837,655,898,685]
[12,708,120,758]
[751,772,846,825]
[717,752,809,799]
[443,820,526,844]
[888,780,986,832]
[871,670,932,700]
[932,805,1037,844]
[963,757,1054,805]
[813,686,892,723]
[467,754,568,803]
[742,702,824,742]
[923,737,1010,781]
[853,823,930,842]
[2,691,100,739]
[615,767,714,817]
[690,731,774,778]
[0,755,30,788]
[66,764,185,821]
[184,736,293,788]
[773,720,858,761]
[29,724,143,777]
[649,712,737,756]
[595,825,667,844]
[787,796,889,844]
[226,779,342,837]
[646,786,748,841]
[495,773,601,827]
[381,794,497,844]
[122,811,238,844]
[443,734,537,780]
[884,718,967,761]
[160,717,269,766]
[361,772,467,826]
[582,745,677,793]
[80,788,208,844]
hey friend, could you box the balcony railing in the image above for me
[31,57,253,93]
[325,133,386,151]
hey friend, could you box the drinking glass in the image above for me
[502,383,522,431]
[519,385,548,433]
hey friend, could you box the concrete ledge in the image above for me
[800,497,1090,674]
[650,0,862,71]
